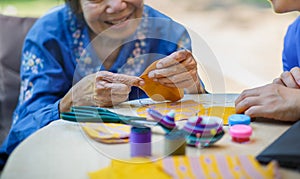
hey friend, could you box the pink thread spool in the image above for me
[229,124,252,143]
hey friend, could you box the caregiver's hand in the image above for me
[273,67,300,89]
[235,84,300,121]
[60,71,144,112]
[148,50,205,93]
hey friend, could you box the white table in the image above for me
[1,94,299,179]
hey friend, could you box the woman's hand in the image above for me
[235,84,300,121]
[273,67,300,88]
[94,71,144,106]
[148,50,205,93]
[60,71,144,112]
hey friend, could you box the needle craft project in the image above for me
[139,61,184,102]
[137,100,236,125]
[137,100,205,121]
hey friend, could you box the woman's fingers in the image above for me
[280,71,299,88]
[272,77,284,85]
[275,67,300,88]
[95,81,131,95]
[96,71,144,87]
[235,87,262,106]
[235,96,262,114]
[93,71,145,107]
[290,67,300,87]
[147,50,200,90]
[155,70,197,88]
[155,50,189,68]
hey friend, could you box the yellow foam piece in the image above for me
[81,123,131,144]
[89,158,171,179]
[137,100,204,121]
[137,101,236,125]
[199,106,236,125]
[89,156,279,179]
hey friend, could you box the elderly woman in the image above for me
[0,0,205,168]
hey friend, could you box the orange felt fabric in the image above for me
[139,61,184,102]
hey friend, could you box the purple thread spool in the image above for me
[130,126,151,157]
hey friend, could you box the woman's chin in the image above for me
[104,20,140,39]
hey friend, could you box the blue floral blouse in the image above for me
[0,4,191,166]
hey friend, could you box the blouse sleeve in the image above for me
[0,39,72,156]
[282,18,300,71]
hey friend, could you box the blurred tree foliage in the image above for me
[0,0,64,17]
[240,0,271,8]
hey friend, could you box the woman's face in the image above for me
[80,0,144,39]
[269,0,300,13]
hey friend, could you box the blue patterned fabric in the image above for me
[0,4,191,167]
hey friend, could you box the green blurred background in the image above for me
[0,0,64,17]
[0,0,270,17]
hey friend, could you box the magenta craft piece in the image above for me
[183,116,222,135]
[146,108,176,130]
[229,124,252,143]
[183,116,225,147]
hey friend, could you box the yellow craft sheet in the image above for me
[136,100,236,125]
[156,155,280,179]
[89,158,171,179]
[89,156,279,179]
[136,100,204,121]
[81,123,131,144]
[200,106,236,125]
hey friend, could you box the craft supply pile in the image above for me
[60,100,268,179]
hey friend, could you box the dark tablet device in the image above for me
[256,120,300,170]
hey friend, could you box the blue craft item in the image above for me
[130,126,152,157]
[146,108,176,132]
[228,114,251,126]
[183,116,224,147]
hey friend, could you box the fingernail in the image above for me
[156,63,163,68]
[148,72,155,78]
[139,80,145,86]
[153,78,158,82]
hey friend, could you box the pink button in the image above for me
[229,124,252,143]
